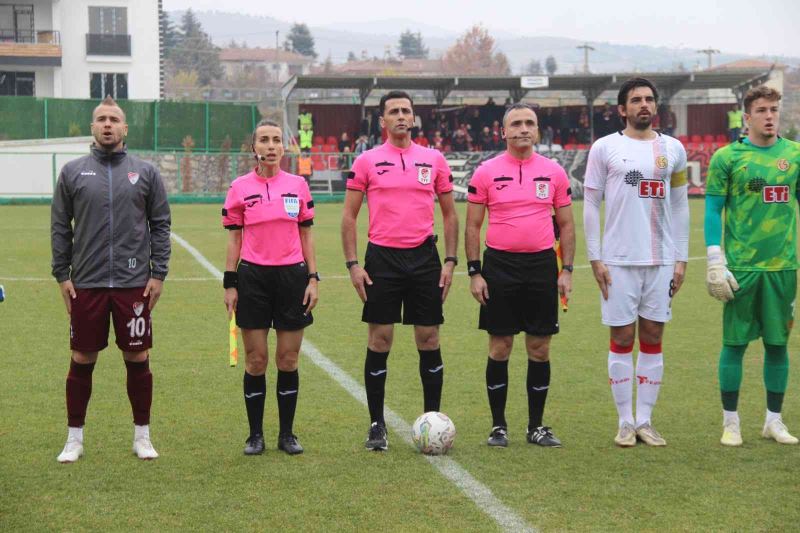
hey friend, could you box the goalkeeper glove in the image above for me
[706,245,739,302]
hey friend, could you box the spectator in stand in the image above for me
[354,134,369,155]
[452,127,470,152]
[540,108,555,149]
[477,126,494,151]
[369,109,382,147]
[298,150,313,185]
[559,109,572,146]
[660,105,677,137]
[469,108,482,134]
[414,130,430,147]
[338,132,352,153]
[432,131,446,152]
[594,102,617,139]
[578,108,591,144]
[727,105,743,142]
[491,120,505,150]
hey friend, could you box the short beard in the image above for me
[630,116,652,131]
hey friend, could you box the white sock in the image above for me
[766,410,782,424]
[608,348,634,427]
[635,345,663,428]
[723,410,740,425]
[68,426,83,442]
[134,424,150,440]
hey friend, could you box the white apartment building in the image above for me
[0,0,161,99]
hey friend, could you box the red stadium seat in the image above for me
[677,135,689,145]
[703,134,715,143]
[563,143,576,150]
[716,134,728,144]
[690,135,702,143]
[311,155,324,170]
[313,136,324,146]
[310,145,321,153]
[326,136,337,145]
[322,144,336,153]
[576,144,588,150]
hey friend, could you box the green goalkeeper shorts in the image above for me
[723,270,797,345]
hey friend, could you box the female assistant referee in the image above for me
[222,119,319,455]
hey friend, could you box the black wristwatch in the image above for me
[561,265,574,273]
[444,256,458,266]
[345,260,359,270]
[308,272,320,281]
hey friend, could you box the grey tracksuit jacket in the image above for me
[50,145,171,288]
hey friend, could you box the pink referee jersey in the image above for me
[468,152,572,253]
[347,141,454,248]
[222,170,314,266]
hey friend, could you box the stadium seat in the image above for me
[703,134,715,143]
[310,145,321,153]
[322,144,336,153]
[677,135,689,144]
[716,134,728,144]
[326,136,337,145]
[313,136,324,146]
[690,135,702,143]
[576,144,588,150]
[311,155,324,170]
[563,143,576,150]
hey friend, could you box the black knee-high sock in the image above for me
[364,349,389,425]
[486,358,508,428]
[276,369,299,435]
[243,372,266,437]
[527,360,550,429]
[419,348,444,412]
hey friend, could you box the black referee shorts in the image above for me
[362,238,443,326]
[236,259,313,331]
[479,247,559,337]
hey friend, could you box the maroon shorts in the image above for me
[70,287,152,353]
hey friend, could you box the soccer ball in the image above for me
[411,411,456,455]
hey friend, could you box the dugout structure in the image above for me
[281,70,772,142]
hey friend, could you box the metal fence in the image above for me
[0,97,260,153]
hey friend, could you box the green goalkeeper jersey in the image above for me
[706,137,800,271]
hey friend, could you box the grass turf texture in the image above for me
[1,200,798,531]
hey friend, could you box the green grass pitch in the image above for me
[1,199,798,531]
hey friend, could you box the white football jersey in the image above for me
[584,131,688,266]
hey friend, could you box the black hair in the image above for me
[502,103,536,126]
[379,91,414,115]
[617,77,659,107]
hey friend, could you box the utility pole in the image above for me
[697,47,720,69]
[577,43,595,73]
[275,30,280,84]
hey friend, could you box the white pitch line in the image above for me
[170,230,536,533]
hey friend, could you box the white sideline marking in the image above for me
[0,256,706,283]
[170,231,536,533]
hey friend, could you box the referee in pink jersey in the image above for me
[342,91,459,451]
[222,119,319,456]
[465,103,575,448]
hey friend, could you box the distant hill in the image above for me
[169,10,800,73]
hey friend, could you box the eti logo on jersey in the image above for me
[639,180,665,199]
[763,185,790,203]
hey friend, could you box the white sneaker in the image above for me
[721,420,743,447]
[57,436,84,463]
[132,436,159,459]
[762,419,799,445]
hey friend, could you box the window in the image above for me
[0,4,35,43]
[88,6,127,35]
[0,71,35,96]
[90,73,127,99]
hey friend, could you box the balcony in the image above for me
[86,33,131,56]
[0,29,61,66]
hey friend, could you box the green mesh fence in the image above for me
[0,97,259,152]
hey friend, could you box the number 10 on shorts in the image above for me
[127,317,146,337]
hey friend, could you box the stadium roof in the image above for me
[282,70,772,104]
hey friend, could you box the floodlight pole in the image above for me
[577,43,595,74]
[697,48,720,69]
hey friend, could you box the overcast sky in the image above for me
[163,0,799,57]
